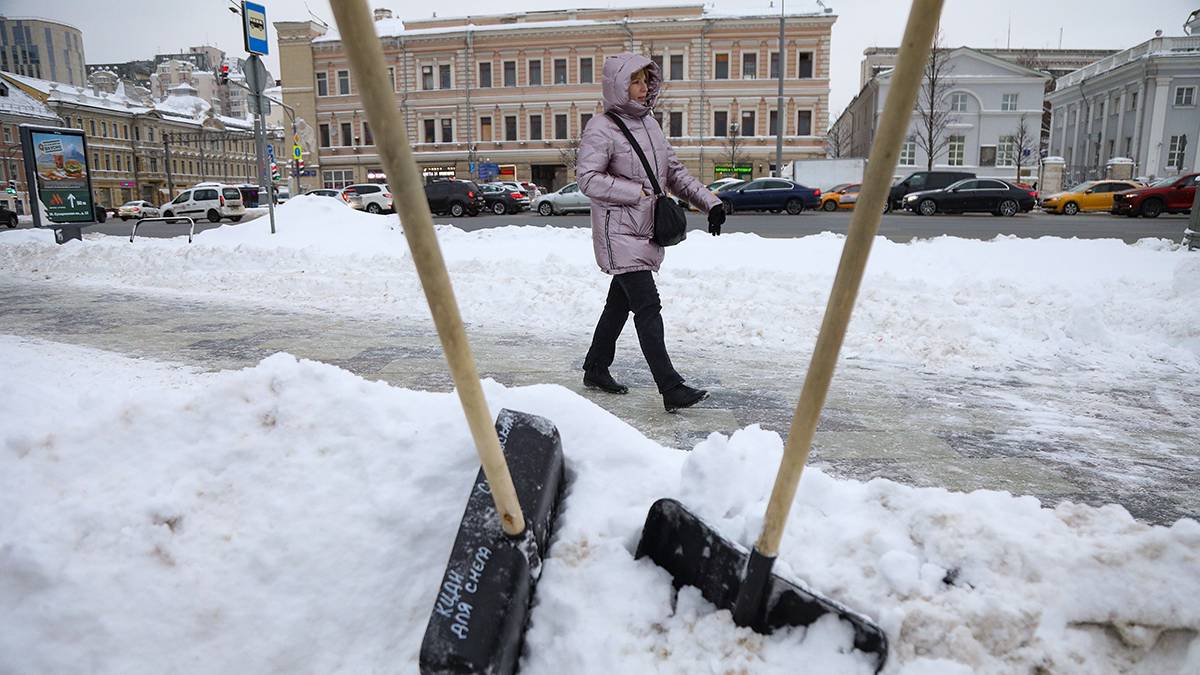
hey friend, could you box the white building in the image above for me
[833,47,1049,181]
[1046,35,1200,183]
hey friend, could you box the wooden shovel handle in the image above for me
[328,0,526,536]
[755,0,945,557]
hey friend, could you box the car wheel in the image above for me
[1140,199,1163,219]
[918,199,937,216]
[207,209,221,223]
[1062,201,1079,216]
[5,215,15,228]
[449,202,466,217]
[492,201,507,215]
[230,216,243,222]
[163,210,173,218]
[998,199,1019,217]
[538,202,554,216]
[120,216,129,221]
[822,200,837,212]
[366,202,382,214]
[785,198,804,215]
[883,200,892,213]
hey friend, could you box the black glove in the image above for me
[707,205,725,235]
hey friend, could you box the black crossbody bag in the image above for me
[606,112,688,247]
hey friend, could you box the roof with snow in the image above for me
[0,77,60,122]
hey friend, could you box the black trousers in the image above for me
[584,270,683,393]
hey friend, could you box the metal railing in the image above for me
[129,216,196,244]
[1056,36,1200,89]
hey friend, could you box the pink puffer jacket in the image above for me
[577,52,721,274]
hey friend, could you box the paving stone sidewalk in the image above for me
[2,279,1195,526]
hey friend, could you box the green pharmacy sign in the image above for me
[714,165,754,175]
[21,125,97,226]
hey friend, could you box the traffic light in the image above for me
[218,64,230,86]
[5,179,15,195]
[270,160,280,181]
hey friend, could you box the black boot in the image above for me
[663,383,708,412]
[583,367,629,395]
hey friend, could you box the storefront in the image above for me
[366,168,387,184]
[421,165,456,182]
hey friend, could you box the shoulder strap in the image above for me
[606,112,663,196]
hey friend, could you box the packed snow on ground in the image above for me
[1,336,1197,674]
[1,195,1197,383]
[3,198,1199,672]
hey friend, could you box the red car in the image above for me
[1111,173,1198,218]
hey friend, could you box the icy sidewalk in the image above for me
[1,278,1194,525]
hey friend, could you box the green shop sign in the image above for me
[21,125,97,226]
[714,165,753,175]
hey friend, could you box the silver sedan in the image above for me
[117,200,162,220]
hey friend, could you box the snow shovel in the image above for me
[327,2,565,673]
[636,0,946,670]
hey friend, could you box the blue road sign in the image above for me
[243,2,269,56]
[479,162,500,181]
[266,143,275,159]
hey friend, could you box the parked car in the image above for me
[886,170,976,212]
[1040,180,1142,215]
[902,178,1036,216]
[820,184,861,211]
[532,182,592,215]
[340,183,393,213]
[304,188,342,198]
[117,200,162,220]
[481,183,529,214]
[425,179,486,217]
[160,184,246,222]
[718,178,821,215]
[1110,173,1198,218]
[1,203,16,228]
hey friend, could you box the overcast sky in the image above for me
[8,0,1196,123]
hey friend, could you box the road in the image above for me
[6,206,1191,244]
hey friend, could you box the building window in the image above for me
[422,65,434,90]
[1,126,9,143]
[439,64,451,89]
[479,62,492,88]
[1001,93,1018,111]
[363,121,373,146]
[979,145,996,167]
[105,154,112,170]
[770,52,781,79]
[90,120,96,135]
[950,92,968,112]
[740,110,756,137]
[122,125,129,139]
[651,54,664,76]
[715,53,729,80]
[148,128,154,142]
[150,158,158,172]
[796,110,812,136]
[554,58,567,85]
[337,70,350,95]
[740,52,757,79]
[580,113,593,134]
[554,114,568,140]
[134,126,140,141]
[316,72,328,96]
[441,118,453,143]
[997,136,1016,166]
[323,169,354,190]
[505,115,517,141]
[947,135,965,166]
[1167,135,1187,169]
[797,51,813,78]
[387,67,396,92]
[528,60,542,86]
[653,111,664,128]
[503,61,516,87]
[580,57,593,84]
[528,114,543,140]
[669,111,683,138]
[713,110,728,137]
[768,109,778,136]
[424,119,436,143]
[900,137,916,166]
[102,121,108,136]
[670,54,684,81]
[480,116,493,142]
[1124,137,1132,157]
[1175,86,1196,107]
[1129,91,1138,111]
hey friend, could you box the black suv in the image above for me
[1,202,17,228]
[424,180,487,217]
[886,170,976,212]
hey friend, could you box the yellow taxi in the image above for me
[820,183,861,211]
[1040,180,1143,215]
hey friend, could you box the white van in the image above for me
[161,184,246,222]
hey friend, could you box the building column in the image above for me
[1069,103,1082,169]
[1143,77,1171,178]
[1115,90,1127,157]
[1097,93,1109,165]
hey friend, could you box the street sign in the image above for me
[266,143,275,159]
[292,144,302,160]
[478,162,500,181]
[242,1,269,56]
[20,125,97,227]
[245,55,270,95]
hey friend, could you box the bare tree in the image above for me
[1010,113,1038,183]
[914,31,955,171]
[825,119,853,158]
[719,122,749,177]
[558,136,581,177]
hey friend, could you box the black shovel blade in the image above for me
[635,498,888,673]
[419,409,566,675]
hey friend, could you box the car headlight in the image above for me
[904,194,917,203]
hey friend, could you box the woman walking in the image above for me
[576,52,727,412]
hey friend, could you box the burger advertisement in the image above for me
[21,126,96,226]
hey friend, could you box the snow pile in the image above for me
[1,337,1197,674]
